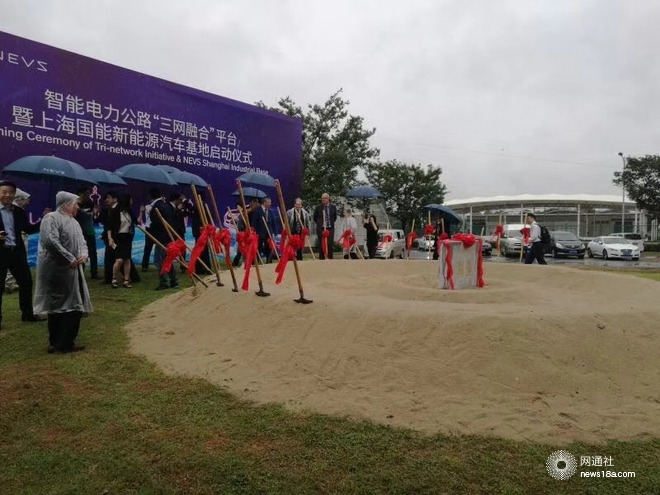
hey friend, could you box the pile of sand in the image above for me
[127,261,660,444]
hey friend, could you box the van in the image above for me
[499,224,525,257]
[367,229,405,259]
[607,232,644,252]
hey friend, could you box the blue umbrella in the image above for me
[169,169,208,187]
[87,168,127,186]
[154,164,181,173]
[3,155,97,185]
[346,185,382,198]
[231,187,266,199]
[424,204,462,223]
[115,163,178,186]
[237,171,276,188]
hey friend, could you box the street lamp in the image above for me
[618,152,626,233]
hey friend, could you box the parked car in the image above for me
[370,229,405,259]
[498,224,525,257]
[417,234,435,251]
[545,231,585,258]
[481,240,493,256]
[586,236,640,260]
[607,232,645,252]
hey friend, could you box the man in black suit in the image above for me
[0,180,47,328]
[251,196,278,263]
[313,193,338,259]
[150,192,183,290]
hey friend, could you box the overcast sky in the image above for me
[2,0,658,200]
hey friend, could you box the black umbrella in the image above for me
[169,170,208,187]
[115,163,178,186]
[3,155,97,185]
[87,168,127,187]
[424,204,462,223]
[346,185,382,198]
[231,186,266,199]
[237,171,276,188]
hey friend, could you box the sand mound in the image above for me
[127,261,660,444]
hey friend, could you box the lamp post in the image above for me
[618,152,626,233]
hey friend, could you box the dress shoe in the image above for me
[47,345,56,354]
[22,314,47,322]
[170,283,180,289]
[155,285,169,291]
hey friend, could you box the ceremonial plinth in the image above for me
[438,239,485,290]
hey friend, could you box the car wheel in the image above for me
[587,248,593,258]
[603,250,608,260]
[501,245,507,257]
[577,255,584,259]
[553,248,559,258]
[389,250,394,259]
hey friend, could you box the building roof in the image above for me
[446,194,636,211]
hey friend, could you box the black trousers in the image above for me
[367,240,378,259]
[103,241,116,283]
[0,247,35,320]
[258,236,272,263]
[48,311,83,351]
[524,242,547,265]
[83,234,98,278]
[141,228,154,269]
[317,229,335,259]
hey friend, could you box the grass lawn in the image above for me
[0,267,659,494]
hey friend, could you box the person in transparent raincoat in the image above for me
[33,191,93,353]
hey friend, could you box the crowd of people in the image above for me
[0,185,390,353]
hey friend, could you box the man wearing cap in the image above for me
[0,180,47,329]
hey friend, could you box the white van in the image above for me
[499,224,525,257]
[368,229,405,259]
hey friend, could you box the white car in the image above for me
[370,229,405,259]
[417,234,435,251]
[607,232,645,252]
[587,236,640,260]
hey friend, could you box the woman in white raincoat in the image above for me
[34,191,93,353]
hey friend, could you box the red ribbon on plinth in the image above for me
[274,234,303,284]
[216,228,232,267]
[521,226,531,245]
[377,234,393,250]
[188,225,217,275]
[161,239,187,275]
[237,229,259,290]
[339,229,356,250]
[476,238,485,288]
[424,224,434,236]
[452,233,476,248]
[321,229,330,258]
[435,232,449,254]
[442,240,454,290]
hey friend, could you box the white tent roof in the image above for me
[446,194,635,210]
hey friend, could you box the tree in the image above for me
[366,160,447,232]
[256,89,380,205]
[613,155,660,220]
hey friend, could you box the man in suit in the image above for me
[150,192,183,290]
[287,198,311,261]
[251,196,278,263]
[313,193,338,259]
[0,180,47,329]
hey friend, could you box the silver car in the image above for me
[586,236,640,260]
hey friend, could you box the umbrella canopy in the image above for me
[3,155,97,185]
[424,204,462,223]
[237,171,276,188]
[115,163,178,186]
[346,185,382,198]
[169,169,208,187]
[231,186,266,199]
[86,168,127,186]
[154,164,181,173]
